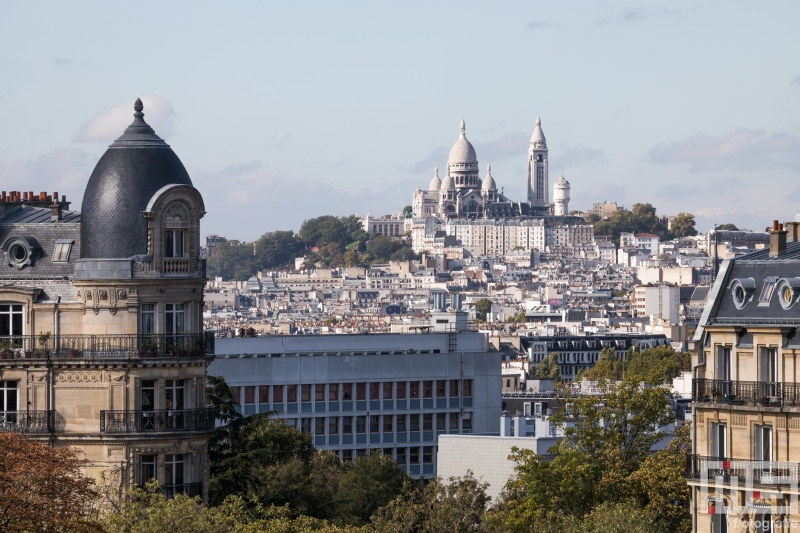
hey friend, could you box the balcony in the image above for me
[162,482,203,499]
[686,454,800,487]
[0,333,214,360]
[693,379,800,408]
[99,407,216,433]
[0,410,54,433]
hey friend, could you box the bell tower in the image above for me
[527,116,548,209]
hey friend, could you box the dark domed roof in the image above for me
[80,99,193,259]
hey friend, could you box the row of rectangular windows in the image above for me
[283,413,471,434]
[232,380,473,405]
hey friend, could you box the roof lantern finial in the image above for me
[460,118,465,135]
[434,166,439,176]
[487,164,491,173]
[134,98,143,114]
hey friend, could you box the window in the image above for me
[0,380,18,412]
[436,380,446,398]
[396,382,406,399]
[164,229,185,258]
[396,447,407,464]
[329,384,339,401]
[242,385,255,406]
[383,415,393,432]
[423,381,432,398]
[716,347,731,381]
[423,414,432,431]
[755,425,772,462]
[410,414,420,431]
[436,413,445,431]
[342,449,353,462]
[410,382,419,398]
[449,380,459,397]
[423,446,433,464]
[287,385,297,403]
[315,417,325,435]
[758,277,778,305]
[760,348,778,383]
[410,447,419,464]
[231,386,241,406]
[356,383,366,401]
[301,384,311,402]
[343,416,352,434]
[343,383,352,400]
[383,382,393,399]
[165,304,185,335]
[300,418,311,434]
[448,412,460,430]
[52,240,73,262]
[463,380,473,397]
[166,380,185,410]
[140,380,155,409]
[0,304,23,336]
[370,415,379,432]
[140,304,155,335]
[165,454,184,486]
[259,386,269,404]
[397,414,407,432]
[370,383,379,400]
[139,455,156,485]
[463,412,472,431]
[356,416,366,433]
[328,417,339,434]
[273,385,283,403]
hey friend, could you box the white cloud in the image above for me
[646,128,800,172]
[74,95,175,143]
[0,148,91,206]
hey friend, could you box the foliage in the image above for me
[533,352,561,380]
[0,432,100,533]
[208,231,305,279]
[716,223,739,231]
[590,203,696,242]
[474,298,492,320]
[577,345,690,384]
[487,380,685,532]
[335,453,409,526]
[369,474,490,533]
[670,213,698,238]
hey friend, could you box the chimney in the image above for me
[787,221,800,243]
[770,220,787,257]
[50,201,63,222]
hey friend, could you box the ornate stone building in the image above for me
[0,99,214,500]
[412,117,555,220]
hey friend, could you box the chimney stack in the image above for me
[770,220,787,257]
[50,200,63,222]
[787,221,800,243]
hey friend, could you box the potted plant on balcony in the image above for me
[37,331,51,357]
[711,388,722,403]
[143,335,158,357]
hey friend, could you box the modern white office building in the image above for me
[208,311,502,478]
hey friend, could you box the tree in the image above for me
[670,213,697,238]
[369,474,490,533]
[366,236,396,262]
[474,298,492,320]
[335,452,408,526]
[489,380,680,532]
[716,223,738,231]
[534,352,561,380]
[578,345,690,385]
[0,432,100,533]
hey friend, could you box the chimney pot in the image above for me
[22,192,28,201]
[54,192,59,200]
[774,220,780,231]
[770,223,788,257]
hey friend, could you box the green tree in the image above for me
[366,236,396,262]
[489,380,679,532]
[670,213,697,238]
[534,352,561,380]
[474,298,492,320]
[369,474,490,533]
[716,223,739,231]
[335,453,408,526]
[578,345,690,385]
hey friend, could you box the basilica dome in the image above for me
[447,119,477,163]
[80,99,193,259]
[428,166,442,191]
[482,165,497,191]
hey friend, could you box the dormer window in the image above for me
[164,230,184,258]
[758,276,779,306]
[52,239,74,262]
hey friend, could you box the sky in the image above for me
[1,1,799,241]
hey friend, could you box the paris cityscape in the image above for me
[0,2,798,532]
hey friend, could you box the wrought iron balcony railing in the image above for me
[0,333,214,360]
[0,410,54,433]
[100,407,216,433]
[692,378,800,407]
[686,454,800,487]
[162,482,203,499]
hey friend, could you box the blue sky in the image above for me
[1,1,799,240]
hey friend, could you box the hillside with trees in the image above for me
[585,203,697,241]
[207,215,417,280]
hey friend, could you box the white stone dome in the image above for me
[428,166,442,191]
[482,164,497,191]
[441,171,455,190]
[448,119,477,163]
[530,116,546,146]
